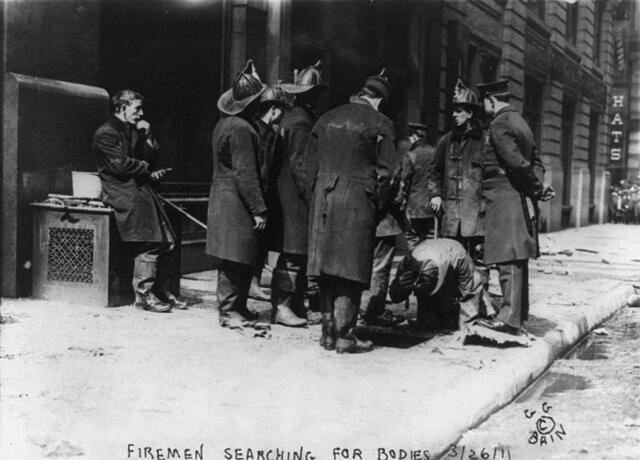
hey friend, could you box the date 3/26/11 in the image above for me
[446,445,512,460]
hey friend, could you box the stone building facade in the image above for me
[0,0,623,295]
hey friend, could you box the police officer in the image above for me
[476,80,554,336]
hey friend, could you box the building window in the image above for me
[588,110,600,223]
[560,96,576,228]
[566,1,579,46]
[466,44,498,88]
[527,0,545,19]
[593,0,606,65]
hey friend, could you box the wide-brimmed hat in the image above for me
[477,79,510,100]
[217,59,266,115]
[452,78,481,110]
[364,68,391,100]
[281,60,327,94]
[259,82,290,110]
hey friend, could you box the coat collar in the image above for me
[349,94,376,109]
[494,105,517,118]
[293,103,316,120]
[109,115,133,135]
[409,139,428,151]
[450,121,483,141]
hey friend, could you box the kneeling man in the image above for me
[389,238,495,330]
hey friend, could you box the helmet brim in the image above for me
[217,84,267,116]
[281,83,328,95]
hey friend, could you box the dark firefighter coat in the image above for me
[206,116,267,266]
[306,96,397,286]
[430,123,485,237]
[399,139,436,219]
[93,116,175,243]
[481,105,544,265]
[268,105,316,255]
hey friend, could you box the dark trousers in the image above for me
[271,252,319,313]
[363,235,396,318]
[217,259,253,314]
[129,242,174,297]
[253,236,268,280]
[497,259,529,328]
[405,217,435,252]
[320,275,363,340]
[455,235,489,287]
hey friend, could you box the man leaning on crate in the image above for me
[93,89,187,313]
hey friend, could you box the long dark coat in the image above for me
[431,123,484,237]
[482,106,544,265]
[399,139,436,219]
[93,116,175,243]
[268,105,315,255]
[206,116,267,266]
[307,97,397,286]
[254,118,278,196]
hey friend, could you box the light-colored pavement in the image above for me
[1,224,639,460]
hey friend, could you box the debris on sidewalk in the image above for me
[30,436,84,457]
[601,258,611,264]
[627,294,640,308]
[462,323,533,348]
[576,248,598,254]
[221,320,272,338]
[593,328,610,336]
[558,249,574,256]
[68,346,109,357]
[0,314,18,324]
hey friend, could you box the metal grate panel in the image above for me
[47,227,95,283]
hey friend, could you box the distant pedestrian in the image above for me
[93,89,186,313]
[476,79,554,336]
[206,60,268,327]
[307,69,397,353]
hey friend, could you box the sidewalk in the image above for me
[1,224,639,459]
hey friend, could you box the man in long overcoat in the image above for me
[206,60,268,327]
[251,84,290,303]
[93,89,184,313]
[307,69,397,353]
[269,61,326,327]
[477,80,553,335]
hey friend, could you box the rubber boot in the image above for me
[155,278,187,309]
[270,258,308,327]
[132,256,171,313]
[272,304,307,327]
[248,275,270,301]
[319,283,335,350]
[333,282,372,354]
[134,292,172,313]
[217,262,258,326]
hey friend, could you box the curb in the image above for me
[429,282,637,459]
